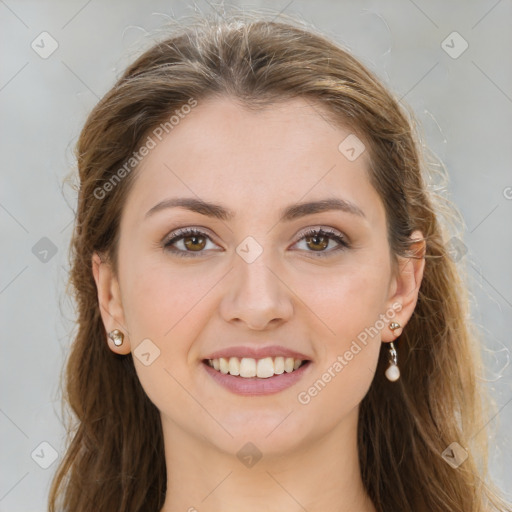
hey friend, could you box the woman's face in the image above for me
[95,96,420,458]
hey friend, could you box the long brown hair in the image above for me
[49,12,511,512]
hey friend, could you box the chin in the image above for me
[205,411,314,456]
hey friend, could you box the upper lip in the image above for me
[203,345,311,361]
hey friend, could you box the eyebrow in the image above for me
[145,197,365,222]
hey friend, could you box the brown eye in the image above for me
[293,227,349,257]
[183,234,207,251]
[305,233,329,251]
[163,228,217,257]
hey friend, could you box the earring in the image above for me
[108,329,124,347]
[385,321,401,382]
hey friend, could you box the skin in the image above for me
[92,96,425,512]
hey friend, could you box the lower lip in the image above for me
[202,361,312,396]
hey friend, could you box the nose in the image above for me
[219,250,294,330]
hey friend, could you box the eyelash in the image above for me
[162,227,350,258]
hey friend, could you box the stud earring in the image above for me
[108,329,124,347]
[385,321,401,382]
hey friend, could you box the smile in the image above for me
[205,356,307,378]
[202,357,312,396]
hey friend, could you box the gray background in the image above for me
[1,0,511,510]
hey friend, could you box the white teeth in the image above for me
[256,357,274,378]
[219,357,229,374]
[274,356,285,374]
[228,357,240,375]
[239,357,257,377]
[206,356,306,378]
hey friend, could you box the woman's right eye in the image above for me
[163,228,218,258]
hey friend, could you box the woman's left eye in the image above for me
[163,227,349,258]
[292,227,349,257]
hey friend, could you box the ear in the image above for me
[91,252,131,354]
[381,230,426,342]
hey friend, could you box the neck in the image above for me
[159,407,376,512]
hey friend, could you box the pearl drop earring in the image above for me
[385,322,401,382]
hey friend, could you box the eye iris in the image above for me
[184,234,206,251]
[305,234,329,251]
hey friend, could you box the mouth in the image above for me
[203,356,310,379]
[201,356,312,396]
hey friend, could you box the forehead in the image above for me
[122,96,382,225]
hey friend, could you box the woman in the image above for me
[48,12,511,512]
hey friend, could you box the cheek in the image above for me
[292,261,389,405]
[299,261,391,346]
[121,257,210,342]
[120,257,224,399]
[122,260,216,416]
